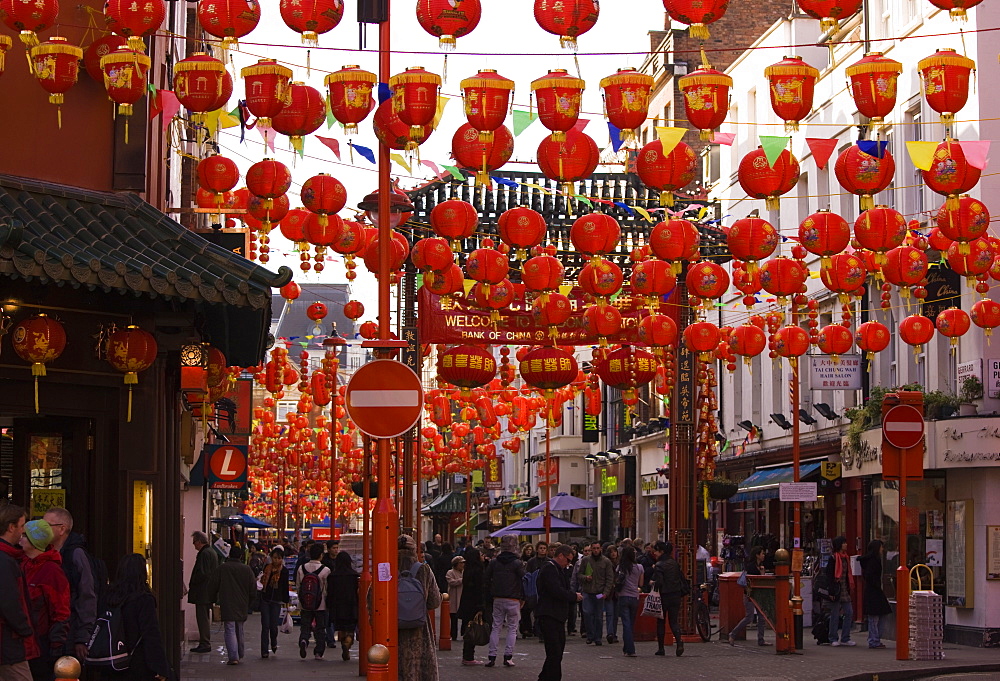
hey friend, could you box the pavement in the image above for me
[180,613,1000,681]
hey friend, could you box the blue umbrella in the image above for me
[524,492,597,514]
[489,516,587,537]
[212,513,273,529]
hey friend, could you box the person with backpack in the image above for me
[858,540,891,649]
[484,535,525,668]
[534,545,582,681]
[257,548,289,659]
[295,543,330,660]
[650,541,687,657]
[0,503,38,681]
[19,520,70,681]
[328,551,359,662]
[43,508,99,663]
[615,546,644,657]
[522,542,547,640]
[186,531,218,654]
[456,548,485,666]
[824,536,856,647]
[397,534,441,681]
[208,546,255,665]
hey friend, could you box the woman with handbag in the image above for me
[615,546,644,657]
[258,548,289,659]
[649,541,686,657]
[728,545,770,647]
[824,536,856,646]
[457,548,487,666]
[858,540,891,649]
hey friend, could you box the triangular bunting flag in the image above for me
[149,89,163,121]
[420,159,441,176]
[219,110,240,129]
[432,96,450,130]
[906,141,938,171]
[159,91,180,133]
[760,135,790,167]
[857,140,888,159]
[441,164,465,180]
[572,195,592,207]
[655,126,686,155]
[805,138,837,169]
[351,143,376,165]
[389,153,412,174]
[377,83,392,103]
[633,206,654,223]
[325,97,336,129]
[959,140,990,170]
[520,182,551,194]
[512,109,536,136]
[572,118,590,133]
[492,176,519,188]
[257,125,276,154]
[316,136,341,160]
[613,200,635,216]
[608,122,623,152]
[712,132,735,146]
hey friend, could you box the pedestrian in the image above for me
[186,531,218,654]
[523,542,547,639]
[328,551,358,662]
[258,548,289,659]
[432,543,453,597]
[102,554,172,681]
[42,508,98,663]
[534,545,581,681]
[826,536,856,646]
[456,548,485,666]
[397,535,441,681]
[602,544,619,644]
[209,545,255,665]
[320,540,339,573]
[650,541,687,656]
[858,540,891,649]
[615,546,644,657]
[728,545,770,648]
[19,520,69,681]
[569,544,589,639]
[1,504,38,681]
[564,546,578,636]
[295,543,330,660]
[578,541,613,646]
[445,556,465,641]
[484,534,525,667]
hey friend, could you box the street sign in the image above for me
[820,462,842,481]
[206,444,248,490]
[779,482,818,502]
[345,360,423,439]
[882,405,925,450]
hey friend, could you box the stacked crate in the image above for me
[908,590,944,660]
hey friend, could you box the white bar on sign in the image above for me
[351,390,419,407]
[885,423,921,431]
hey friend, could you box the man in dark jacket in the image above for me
[43,508,96,663]
[484,535,525,667]
[650,541,686,656]
[578,541,614,645]
[534,545,581,681]
[20,519,70,680]
[209,546,256,664]
[0,504,37,681]
[188,530,219,653]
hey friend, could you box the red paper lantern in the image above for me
[361,231,410,276]
[918,48,975,124]
[936,307,971,347]
[280,281,301,300]
[439,345,497,396]
[278,207,311,245]
[630,259,676,306]
[649,219,700,273]
[533,0,599,49]
[324,65,376,134]
[637,313,677,349]
[816,324,853,359]
[773,325,810,363]
[103,0,165,51]
[521,255,564,292]
[430,199,478,249]
[594,345,657,402]
[536,129,600,190]
[105,324,158,421]
[882,246,928,296]
[582,304,622,345]
[247,159,292,207]
[271,82,325,150]
[578,259,623,300]
[30,37,82,126]
[935,196,989,253]
[99,47,150,131]
[946,237,994,283]
[465,247,509,287]
[173,53,230,118]
[452,122,514,186]
[83,34,126,82]
[472,280,515,323]
[424,263,464,298]
[855,320,890,359]
[247,193,289,232]
[279,0,344,44]
[533,293,573,338]
[197,0,260,49]
[416,0,481,48]
[343,300,364,320]
[759,256,806,303]
[460,68,513,142]
[600,68,653,145]
[197,154,240,208]
[899,314,935,353]
[733,263,761,306]
[531,69,585,140]
[927,0,983,20]
[410,237,454,274]
[636,140,697,206]
[11,314,66,412]
[519,346,579,397]
[0,0,58,45]
[764,56,819,131]
[373,99,433,151]
[835,145,895,210]
[729,324,766,364]
[799,210,850,269]
[678,62,732,140]
[738,147,800,211]
[301,173,347,225]
[663,0,729,39]
[727,217,778,270]
[845,52,902,123]
[498,207,547,258]
[820,252,868,302]
[855,206,906,263]
[922,139,981,209]
[388,66,442,140]
[241,59,292,128]
[971,299,1000,336]
[570,213,620,262]
[686,261,730,301]
[684,321,720,359]
[795,0,861,30]
[302,213,344,267]
[306,302,328,321]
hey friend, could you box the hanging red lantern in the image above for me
[279,0,344,44]
[684,321,720,360]
[946,237,994,284]
[197,0,260,49]
[795,0,861,31]
[820,252,868,303]
[532,0,599,49]
[773,325,810,364]
[271,82,325,151]
[531,69,585,141]
[103,0,165,51]
[438,345,497,397]
[816,324,853,360]
[465,247,509,292]
[578,259,623,300]
[247,159,292,207]
[373,99,434,151]
[764,56,819,131]
[0,0,58,46]
[173,52,230,120]
[855,321,890,359]
[738,147,800,211]
[240,59,291,128]
[759,256,806,304]
[971,298,1000,337]
[636,140,697,206]
[845,52,902,124]
[936,307,970,347]
[99,47,150,139]
[324,65,376,134]
[83,34,126,82]
[678,61,732,140]
[533,293,574,339]
[30,37,82,127]
[301,173,347,225]
[248,193,289,233]
[927,0,983,20]
[302,213,343,272]
[424,263,465,298]
[650,219,700,274]
[280,281,301,301]
[835,145,895,210]
[278,207,311,246]
[882,246,928,297]
[637,313,677,350]
[799,210,850,269]
[727,217,778,271]
[416,0,481,49]
[729,324,766,365]
[536,128,599,192]
[594,345,657,404]
[430,198,478,250]
[460,69,513,142]
[918,48,975,124]
[922,139,981,209]
[361,230,410,276]
[570,213,620,263]
[686,261,730,302]
[662,0,729,38]
[105,325,158,422]
[470,279,515,323]
[899,314,935,353]
[935,196,989,253]
[388,66,442,140]
[498,206,547,259]
[452,122,514,186]
[197,153,240,206]
[600,68,653,146]
[343,300,364,320]
[584,305,623,346]
[306,302,328,321]
[630,259,676,307]
[521,254,564,293]
[11,314,66,413]
[733,263,761,306]
[411,237,454,276]
[519,346,578,398]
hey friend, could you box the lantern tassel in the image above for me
[765,196,780,211]
[559,35,578,51]
[660,190,673,207]
[947,194,960,211]
[700,129,713,141]
[784,120,799,132]
[820,17,838,32]
[127,386,133,422]
[689,24,710,40]
[439,35,456,51]
[860,194,874,210]
[34,376,39,413]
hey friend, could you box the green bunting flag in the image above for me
[512,109,536,136]
[442,165,465,180]
[759,135,790,168]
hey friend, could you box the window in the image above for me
[905,107,925,222]
[702,145,720,187]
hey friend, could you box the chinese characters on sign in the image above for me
[582,411,600,443]
[675,346,695,425]
[485,456,504,490]
[536,458,559,487]
[808,355,862,390]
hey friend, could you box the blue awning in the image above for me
[731,462,822,503]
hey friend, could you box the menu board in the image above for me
[946,500,973,607]
[988,526,1000,580]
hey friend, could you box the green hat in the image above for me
[24,519,53,552]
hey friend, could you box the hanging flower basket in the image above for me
[706,479,739,500]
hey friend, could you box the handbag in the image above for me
[737,571,748,589]
[640,589,664,619]
[279,609,293,634]
[463,612,491,647]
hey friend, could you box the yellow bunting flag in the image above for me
[633,206,654,223]
[462,278,477,295]
[432,96,450,130]
[389,153,412,174]
[558,285,573,297]
[655,126,687,155]
[521,182,552,194]
[906,141,938,171]
[219,111,240,129]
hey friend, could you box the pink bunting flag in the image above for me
[159,90,180,133]
[960,140,990,170]
[420,159,442,176]
[805,138,838,170]
[257,125,276,154]
[572,118,591,133]
[315,136,341,160]
[711,132,735,146]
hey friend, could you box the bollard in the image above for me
[53,656,80,681]
[896,563,910,660]
[774,549,794,654]
[367,644,390,680]
[791,595,804,650]
[439,593,452,651]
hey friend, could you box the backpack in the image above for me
[398,565,427,629]
[86,602,137,671]
[64,542,109,604]
[522,569,540,608]
[614,565,627,593]
[299,566,323,611]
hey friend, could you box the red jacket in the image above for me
[0,538,39,664]
[21,549,70,655]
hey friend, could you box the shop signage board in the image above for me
[989,360,1000,399]
[595,461,624,496]
[582,411,600,443]
[809,355,862,390]
[345,360,423,439]
[779,482,818,502]
[206,444,248,490]
[537,458,559,487]
[485,456,504,490]
[30,488,65,519]
[640,472,670,496]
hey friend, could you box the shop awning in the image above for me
[421,490,468,516]
[731,462,823,503]
[453,513,479,536]
[510,497,539,512]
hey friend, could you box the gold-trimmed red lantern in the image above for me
[430,198,478,250]
[302,213,343,273]
[570,213,620,264]
[105,324,158,422]
[247,159,292,208]
[727,217,778,272]
[521,254,564,293]
[533,293,573,340]
[630,259,676,308]
[533,0,599,50]
[795,0,861,31]
[637,313,677,351]
[764,56,819,132]
[11,314,66,413]
[325,65,376,134]
[855,206,906,264]
[899,314,934,354]
[738,147,800,211]
[835,145,895,210]
[104,0,165,51]
[271,82,325,151]
[650,219,700,274]
[438,344,497,397]
[465,247,509,294]
[798,209,850,269]
[922,139,981,209]
[759,256,806,304]
[519,346,579,398]
[99,47,150,140]
[584,304,623,346]
[361,230,410,277]
[600,68,653,146]
[389,66,442,140]
[1,0,58,46]
[0,34,9,75]
[197,153,240,207]
[536,128,599,193]
[935,307,970,348]
[594,345,657,404]
[845,52,902,124]
[301,173,347,226]
[971,298,1000,337]
[411,237,454,277]
[197,0,260,49]
[856,320,890,360]
[424,263,464,299]
[928,0,983,20]
[663,0,729,39]
[578,258,623,301]
[946,237,993,285]
[452,122,514,186]
[30,37,82,127]
[729,323,766,365]
[173,52,230,122]
[83,34,126,82]
[918,48,975,125]
[278,207,310,248]
[636,140,697,206]
[343,300,364,320]
[472,279,515,324]
[684,321,720,361]
[241,59,292,128]
[247,192,289,235]
[816,324,853,361]
[416,0,481,49]
[821,252,867,303]
[279,0,344,44]
[531,69,584,141]
[686,261,730,302]
[733,263,761,306]
[936,196,989,253]
[773,325,810,365]
[460,69,514,143]
[373,99,433,151]
[678,61,732,141]
[882,246,928,297]
[498,206,547,259]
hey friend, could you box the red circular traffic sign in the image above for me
[882,404,925,449]
[345,360,424,439]
[209,445,247,481]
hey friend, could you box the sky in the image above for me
[217,1,669,313]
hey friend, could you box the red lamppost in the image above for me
[323,325,346,538]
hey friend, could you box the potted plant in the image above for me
[705,478,739,501]
[958,375,984,416]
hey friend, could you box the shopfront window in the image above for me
[29,435,64,518]
[870,477,946,598]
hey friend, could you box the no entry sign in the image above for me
[882,405,925,450]
[206,444,248,490]
[345,360,423,439]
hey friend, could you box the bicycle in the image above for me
[693,581,717,642]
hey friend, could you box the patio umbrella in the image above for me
[524,492,597,514]
[212,513,273,529]
[489,516,587,537]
